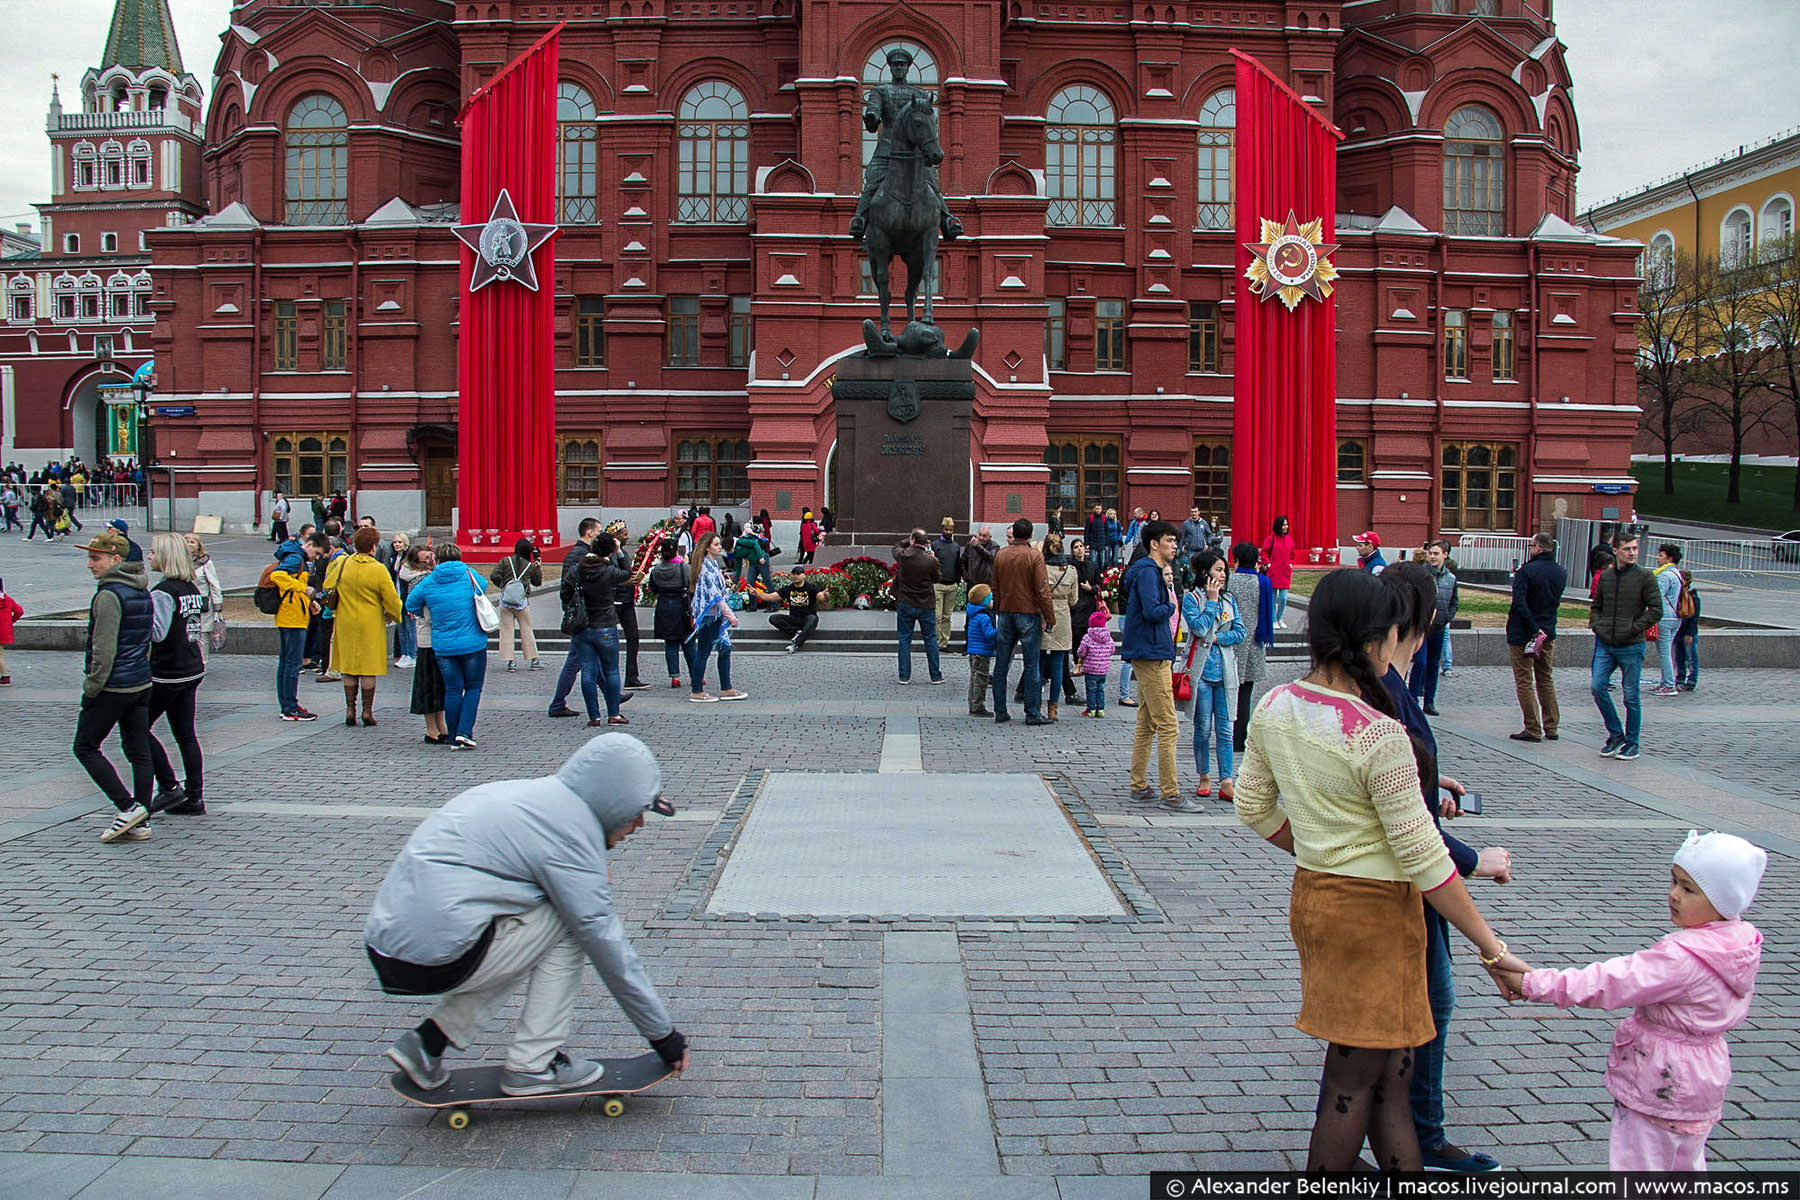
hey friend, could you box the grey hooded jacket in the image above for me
[364,733,673,1040]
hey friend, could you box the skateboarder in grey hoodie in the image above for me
[366,733,689,1095]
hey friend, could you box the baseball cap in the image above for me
[107,518,130,533]
[78,530,132,556]
[1354,530,1380,547]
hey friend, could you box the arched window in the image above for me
[1646,231,1676,288]
[677,83,749,222]
[557,82,599,223]
[1196,88,1235,230]
[1720,207,1752,268]
[126,139,153,189]
[100,141,126,190]
[285,94,349,225]
[1443,104,1504,235]
[1046,86,1117,227]
[862,43,939,168]
[1760,196,1793,254]
[7,276,35,324]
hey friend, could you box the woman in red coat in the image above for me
[1259,515,1296,629]
[0,574,22,685]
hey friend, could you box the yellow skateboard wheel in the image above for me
[447,1109,470,1129]
[602,1098,625,1118]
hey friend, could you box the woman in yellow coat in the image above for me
[326,525,404,726]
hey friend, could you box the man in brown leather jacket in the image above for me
[893,529,942,684]
[990,518,1055,725]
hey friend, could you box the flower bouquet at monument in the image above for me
[798,567,855,610]
[1098,565,1124,612]
[828,555,895,601]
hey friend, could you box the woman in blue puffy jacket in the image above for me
[404,544,489,749]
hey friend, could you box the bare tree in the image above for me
[1635,249,1702,496]
[1690,251,1778,505]
[1756,236,1800,513]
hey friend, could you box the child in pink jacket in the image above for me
[1077,611,1114,718]
[1515,830,1766,1170]
[0,575,21,686]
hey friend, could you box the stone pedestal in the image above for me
[833,353,974,535]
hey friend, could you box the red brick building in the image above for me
[0,0,204,472]
[9,0,1648,544]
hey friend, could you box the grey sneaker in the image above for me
[1599,735,1624,758]
[386,1029,448,1090]
[499,1051,605,1096]
[1129,786,1159,803]
[1161,798,1206,814]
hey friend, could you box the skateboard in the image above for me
[389,1050,677,1129]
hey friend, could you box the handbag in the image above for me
[470,569,501,633]
[560,575,589,636]
[1170,591,1201,703]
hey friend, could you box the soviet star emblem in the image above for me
[452,189,556,292]
[1244,210,1340,311]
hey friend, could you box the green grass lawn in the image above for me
[1630,460,1799,532]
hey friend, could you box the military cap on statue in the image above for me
[885,46,915,66]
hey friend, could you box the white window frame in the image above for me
[1720,206,1753,268]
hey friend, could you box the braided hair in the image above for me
[1305,568,1400,719]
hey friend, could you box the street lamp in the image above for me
[129,360,157,531]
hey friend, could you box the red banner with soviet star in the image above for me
[454,25,562,558]
[1230,50,1343,565]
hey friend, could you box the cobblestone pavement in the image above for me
[0,647,1795,1187]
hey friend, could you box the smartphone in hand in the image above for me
[1440,785,1483,815]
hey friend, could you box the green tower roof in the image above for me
[102,0,184,75]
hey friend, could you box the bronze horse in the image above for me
[861,95,943,343]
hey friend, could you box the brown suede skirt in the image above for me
[1289,867,1434,1049]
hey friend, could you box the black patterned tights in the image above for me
[1307,1044,1422,1172]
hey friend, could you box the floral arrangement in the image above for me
[798,567,855,610]
[873,577,896,610]
[1098,564,1125,612]
[828,555,895,600]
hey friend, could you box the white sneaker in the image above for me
[122,824,152,841]
[394,656,414,669]
[100,804,150,843]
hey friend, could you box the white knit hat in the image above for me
[1673,830,1767,920]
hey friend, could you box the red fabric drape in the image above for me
[1231,51,1342,564]
[456,28,560,555]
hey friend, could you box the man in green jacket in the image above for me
[1588,532,1662,762]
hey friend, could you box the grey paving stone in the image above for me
[0,1152,114,1200]
[322,1165,578,1199]
[817,1180,1056,1200]
[73,1156,347,1200]
[882,1076,998,1177]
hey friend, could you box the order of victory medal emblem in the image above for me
[452,189,557,293]
[1244,210,1340,311]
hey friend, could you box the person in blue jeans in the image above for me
[1588,534,1662,761]
[1379,560,1514,1173]
[404,543,489,749]
[684,533,736,702]
[892,529,944,684]
[1180,551,1244,799]
[1650,545,1685,695]
[989,518,1053,724]
[563,535,631,726]
[1674,575,1700,691]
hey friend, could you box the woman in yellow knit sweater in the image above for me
[1234,568,1530,1171]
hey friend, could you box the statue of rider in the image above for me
[847,46,964,244]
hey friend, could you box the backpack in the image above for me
[1675,571,1696,620]
[253,564,282,615]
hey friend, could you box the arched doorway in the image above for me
[63,370,124,463]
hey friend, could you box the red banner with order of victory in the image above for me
[454,26,561,557]
[1231,50,1343,565]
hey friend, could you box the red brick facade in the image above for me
[7,0,1646,544]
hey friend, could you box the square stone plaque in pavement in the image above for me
[706,772,1125,918]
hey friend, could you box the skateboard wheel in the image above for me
[447,1109,470,1130]
[602,1097,625,1118]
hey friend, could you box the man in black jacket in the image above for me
[547,518,602,718]
[1505,532,1568,743]
[930,518,963,652]
[1588,533,1662,761]
[607,520,649,690]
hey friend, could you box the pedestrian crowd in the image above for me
[35,495,1770,1174]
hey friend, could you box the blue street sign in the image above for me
[155,405,195,417]
[1592,483,1632,494]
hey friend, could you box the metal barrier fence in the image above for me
[1555,517,1800,584]
[12,481,144,530]
[1446,534,1534,574]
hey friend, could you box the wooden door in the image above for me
[423,445,455,527]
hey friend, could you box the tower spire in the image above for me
[102,0,184,75]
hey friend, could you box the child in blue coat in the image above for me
[964,584,997,716]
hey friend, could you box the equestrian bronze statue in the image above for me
[850,46,964,345]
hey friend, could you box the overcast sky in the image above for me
[0,0,1795,233]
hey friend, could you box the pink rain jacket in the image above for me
[1522,920,1762,1123]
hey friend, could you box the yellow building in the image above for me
[1581,126,1799,270]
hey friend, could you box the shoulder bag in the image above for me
[470,568,501,633]
[1170,589,1203,703]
